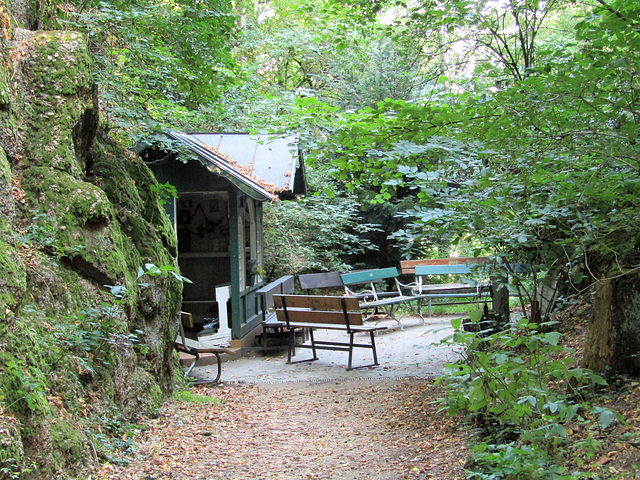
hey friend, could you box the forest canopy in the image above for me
[5,0,637,291]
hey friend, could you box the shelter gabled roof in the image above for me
[169,131,305,202]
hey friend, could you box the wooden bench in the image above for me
[273,294,387,370]
[340,267,424,326]
[256,275,296,349]
[174,313,239,382]
[400,258,496,317]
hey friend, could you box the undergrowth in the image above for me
[438,316,626,479]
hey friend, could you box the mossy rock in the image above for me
[0,43,10,106]
[0,27,183,479]
[0,238,26,311]
[50,419,89,472]
[0,414,25,479]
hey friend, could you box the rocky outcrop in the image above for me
[0,29,182,479]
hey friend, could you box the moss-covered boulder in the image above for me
[0,28,183,480]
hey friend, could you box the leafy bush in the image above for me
[439,317,622,478]
[263,194,380,280]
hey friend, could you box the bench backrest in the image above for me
[401,257,489,275]
[273,294,363,326]
[415,264,478,276]
[298,272,344,292]
[256,275,295,319]
[340,267,399,286]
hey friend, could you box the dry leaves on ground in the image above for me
[96,380,467,480]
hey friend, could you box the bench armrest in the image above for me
[344,284,377,301]
[394,277,422,296]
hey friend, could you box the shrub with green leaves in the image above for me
[439,317,622,478]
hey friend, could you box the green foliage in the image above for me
[439,317,622,478]
[14,213,85,260]
[65,0,240,145]
[88,412,141,465]
[1,358,49,414]
[293,0,640,290]
[149,182,177,207]
[263,194,380,279]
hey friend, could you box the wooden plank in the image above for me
[417,283,491,295]
[274,294,360,311]
[256,275,295,296]
[340,267,399,286]
[298,272,343,291]
[256,275,295,314]
[401,257,490,274]
[275,309,363,325]
[415,264,477,275]
[180,311,193,329]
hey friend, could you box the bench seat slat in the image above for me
[285,322,385,332]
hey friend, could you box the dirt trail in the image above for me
[97,380,466,480]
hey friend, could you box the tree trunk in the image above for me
[584,273,640,377]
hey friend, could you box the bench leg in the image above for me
[183,351,223,383]
[212,352,222,383]
[287,328,319,364]
[184,351,200,377]
[348,332,355,371]
[370,331,379,366]
[287,327,295,363]
[415,298,426,325]
[346,331,380,371]
[309,329,318,359]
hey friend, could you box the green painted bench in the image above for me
[340,267,424,326]
[400,258,494,317]
[273,294,387,370]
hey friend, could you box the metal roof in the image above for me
[189,133,302,194]
[168,131,290,202]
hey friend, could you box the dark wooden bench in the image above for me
[340,267,424,326]
[273,294,387,370]
[174,313,239,382]
[256,275,296,349]
[298,271,344,294]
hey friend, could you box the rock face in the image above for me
[0,29,182,478]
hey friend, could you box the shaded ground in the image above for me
[95,307,640,479]
[96,380,467,480]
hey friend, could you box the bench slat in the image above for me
[414,264,479,275]
[275,308,364,325]
[401,257,490,274]
[274,294,360,311]
[298,272,344,291]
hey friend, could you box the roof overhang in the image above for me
[168,131,275,202]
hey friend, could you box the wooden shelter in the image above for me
[143,132,306,345]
